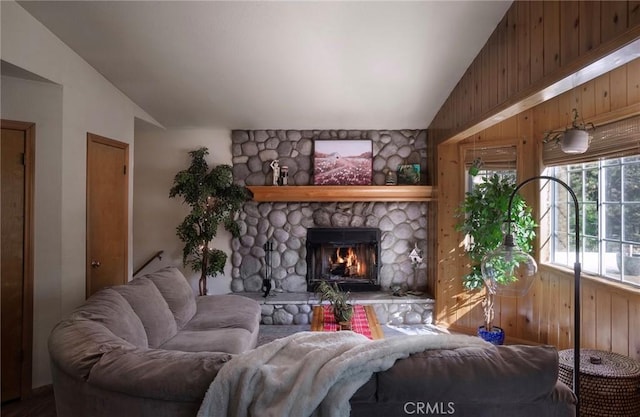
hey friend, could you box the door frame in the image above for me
[1,119,35,399]
[85,133,129,298]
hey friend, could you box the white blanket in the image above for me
[197,331,489,417]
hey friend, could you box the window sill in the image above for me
[539,263,640,296]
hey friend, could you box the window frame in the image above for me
[547,157,640,288]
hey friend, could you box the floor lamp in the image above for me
[481,175,581,416]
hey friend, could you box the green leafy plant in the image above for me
[169,147,250,296]
[455,173,536,330]
[316,281,354,324]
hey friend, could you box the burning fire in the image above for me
[331,247,362,275]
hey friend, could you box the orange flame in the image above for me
[333,247,361,275]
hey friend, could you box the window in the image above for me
[544,114,640,288]
[466,169,515,192]
[463,145,517,192]
[548,156,640,287]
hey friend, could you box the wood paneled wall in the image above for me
[427,1,640,149]
[435,59,640,360]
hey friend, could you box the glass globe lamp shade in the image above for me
[481,235,538,297]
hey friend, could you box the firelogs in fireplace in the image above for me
[329,247,362,277]
[329,262,359,277]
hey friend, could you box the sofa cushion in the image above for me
[144,266,196,329]
[183,294,261,334]
[71,289,148,348]
[376,344,559,404]
[88,346,232,402]
[160,328,255,354]
[114,277,177,348]
[48,318,136,380]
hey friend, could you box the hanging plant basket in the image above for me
[560,128,590,154]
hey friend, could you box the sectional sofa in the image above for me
[48,266,576,417]
[48,266,261,417]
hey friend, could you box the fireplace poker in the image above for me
[263,240,274,297]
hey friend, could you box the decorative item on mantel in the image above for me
[280,165,289,185]
[269,160,280,186]
[313,139,373,185]
[384,168,397,185]
[397,163,421,185]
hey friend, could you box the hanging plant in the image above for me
[169,147,250,296]
[542,108,596,154]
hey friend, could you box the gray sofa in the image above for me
[49,266,575,417]
[48,266,261,417]
[350,344,577,416]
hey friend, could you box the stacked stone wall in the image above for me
[260,302,433,326]
[231,129,428,293]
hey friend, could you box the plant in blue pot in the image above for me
[456,174,536,344]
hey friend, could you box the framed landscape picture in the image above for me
[313,140,373,185]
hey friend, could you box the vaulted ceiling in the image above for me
[18,1,512,130]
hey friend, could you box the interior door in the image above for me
[1,120,34,402]
[86,133,128,297]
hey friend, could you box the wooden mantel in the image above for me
[247,185,435,202]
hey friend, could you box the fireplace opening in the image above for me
[306,227,381,292]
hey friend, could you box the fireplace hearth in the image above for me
[306,227,381,292]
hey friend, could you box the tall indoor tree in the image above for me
[456,173,536,341]
[170,147,250,296]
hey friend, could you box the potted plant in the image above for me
[455,173,536,344]
[169,147,250,296]
[316,281,354,330]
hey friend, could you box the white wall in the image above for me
[1,75,63,388]
[133,123,233,295]
[1,1,158,386]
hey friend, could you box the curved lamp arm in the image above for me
[506,175,581,415]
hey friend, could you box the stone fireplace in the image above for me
[230,129,428,294]
[306,227,381,292]
[231,200,426,293]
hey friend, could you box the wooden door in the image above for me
[1,120,34,403]
[86,133,128,297]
